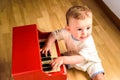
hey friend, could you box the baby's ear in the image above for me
[65,26,70,31]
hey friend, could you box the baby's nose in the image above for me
[82,30,87,35]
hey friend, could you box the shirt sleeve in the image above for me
[52,29,68,41]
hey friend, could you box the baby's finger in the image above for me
[53,63,61,70]
[49,50,52,54]
[45,51,48,56]
[53,63,58,69]
[40,49,42,52]
[41,50,45,54]
[51,61,56,66]
[57,63,61,68]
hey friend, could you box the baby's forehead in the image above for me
[69,16,92,23]
[68,17,92,27]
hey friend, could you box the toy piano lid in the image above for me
[12,24,42,76]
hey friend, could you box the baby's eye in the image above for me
[77,28,82,31]
[87,27,91,30]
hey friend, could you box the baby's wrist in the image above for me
[61,57,64,64]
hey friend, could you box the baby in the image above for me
[41,5,106,80]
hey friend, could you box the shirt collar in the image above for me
[71,35,79,41]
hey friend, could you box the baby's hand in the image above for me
[50,57,64,69]
[40,45,51,56]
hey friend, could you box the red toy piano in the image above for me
[12,24,67,80]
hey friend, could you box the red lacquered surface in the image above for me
[12,24,67,80]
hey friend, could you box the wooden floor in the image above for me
[0,0,120,80]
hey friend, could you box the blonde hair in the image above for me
[66,5,92,25]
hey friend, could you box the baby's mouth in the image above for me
[80,36,88,40]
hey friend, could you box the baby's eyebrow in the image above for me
[75,26,82,28]
[75,25,91,29]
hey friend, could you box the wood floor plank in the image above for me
[0,0,120,80]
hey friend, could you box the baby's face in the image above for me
[67,17,92,41]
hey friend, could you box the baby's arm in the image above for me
[63,55,84,64]
[51,55,85,69]
[40,33,56,56]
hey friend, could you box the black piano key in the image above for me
[42,57,51,61]
[41,53,46,57]
[42,63,51,67]
[41,51,51,57]
[42,63,52,71]
[47,51,51,56]
[39,41,45,48]
[43,66,52,71]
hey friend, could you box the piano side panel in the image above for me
[12,24,42,75]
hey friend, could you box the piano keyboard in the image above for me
[39,39,60,73]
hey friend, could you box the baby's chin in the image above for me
[79,36,88,41]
